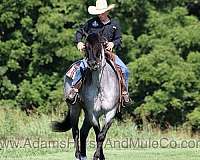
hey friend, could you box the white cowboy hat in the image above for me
[88,0,115,15]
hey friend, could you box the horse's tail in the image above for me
[51,109,72,132]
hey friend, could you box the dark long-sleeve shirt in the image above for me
[75,16,122,53]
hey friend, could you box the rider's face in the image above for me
[98,12,109,22]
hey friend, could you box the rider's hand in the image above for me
[106,42,114,51]
[77,42,85,52]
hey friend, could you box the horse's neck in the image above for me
[91,50,106,81]
[85,63,107,87]
[91,67,104,84]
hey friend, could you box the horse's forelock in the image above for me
[86,33,104,56]
[86,33,103,45]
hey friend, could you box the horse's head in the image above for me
[85,33,107,70]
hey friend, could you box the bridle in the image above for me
[84,33,107,71]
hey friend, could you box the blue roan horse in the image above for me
[52,33,120,160]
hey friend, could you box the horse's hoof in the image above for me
[75,156,87,160]
[80,156,87,160]
[93,155,105,160]
[100,155,105,160]
[93,154,100,160]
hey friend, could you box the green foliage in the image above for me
[0,0,84,112]
[128,5,200,129]
[0,0,200,130]
[187,106,200,130]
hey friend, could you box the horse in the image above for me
[52,33,120,160]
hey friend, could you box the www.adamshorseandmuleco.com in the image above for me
[1,137,200,150]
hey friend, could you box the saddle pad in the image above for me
[66,61,81,80]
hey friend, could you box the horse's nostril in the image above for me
[88,60,100,70]
[89,61,96,66]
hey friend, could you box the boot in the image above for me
[65,80,82,104]
[121,76,132,106]
[122,90,132,106]
[122,91,130,102]
[65,87,79,104]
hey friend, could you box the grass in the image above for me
[1,148,200,160]
[0,108,200,159]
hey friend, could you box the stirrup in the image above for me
[122,91,132,107]
[65,88,79,104]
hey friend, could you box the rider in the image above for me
[66,0,130,105]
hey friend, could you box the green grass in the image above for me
[1,148,200,160]
[0,108,200,160]
[0,108,194,140]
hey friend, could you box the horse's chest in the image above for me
[81,87,107,107]
[82,87,104,102]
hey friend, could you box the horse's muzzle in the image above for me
[87,60,100,70]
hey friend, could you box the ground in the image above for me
[1,148,199,160]
[1,110,199,160]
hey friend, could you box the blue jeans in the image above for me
[70,55,129,89]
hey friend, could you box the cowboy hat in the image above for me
[88,0,115,15]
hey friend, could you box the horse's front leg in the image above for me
[70,104,81,159]
[93,121,113,160]
[93,108,117,160]
[93,125,105,160]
